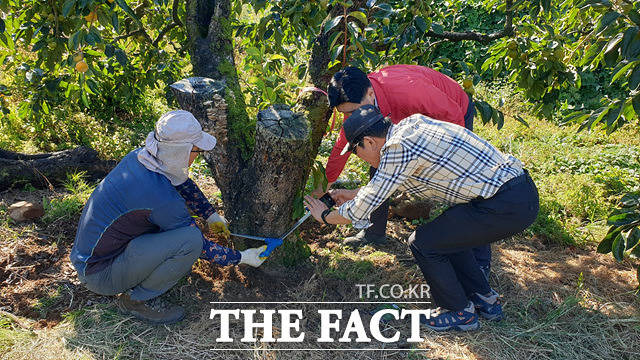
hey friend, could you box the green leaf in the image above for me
[621,27,638,56]
[0,18,4,33]
[492,108,504,129]
[111,12,120,33]
[626,228,640,250]
[475,101,492,124]
[514,115,530,127]
[415,16,428,33]
[81,90,89,107]
[41,100,49,115]
[68,30,81,51]
[431,23,444,34]
[348,11,367,25]
[630,64,640,91]
[599,226,622,254]
[608,211,640,226]
[269,54,288,62]
[31,40,47,52]
[612,233,625,261]
[331,44,344,62]
[605,101,623,129]
[629,10,640,26]
[115,0,144,28]
[105,44,114,57]
[603,45,620,67]
[62,0,76,17]
[603,32,623,54]
[621,193,640,207]
[632,93,640,117]
[86,78,100,94]
[114,48,128,66]
[324,15,344,34]
[610,61,636,84]
[597,11,620,33]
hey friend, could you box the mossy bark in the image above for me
[180,0,337,245]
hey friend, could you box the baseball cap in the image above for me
[154,110,216,150]
[340,104,386,155]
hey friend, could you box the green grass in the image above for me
[41,172,94,225]
[31,286,65,319]
[317,246,392,282]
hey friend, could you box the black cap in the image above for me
[340,104,386,155]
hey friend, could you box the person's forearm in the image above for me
[325,210,352,225]
[200,237,241,266]
[175,178,216,219]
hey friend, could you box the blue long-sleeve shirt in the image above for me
[70,149,240,276]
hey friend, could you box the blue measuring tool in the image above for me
[230,193,336,258]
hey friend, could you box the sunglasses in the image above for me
[350,139,364,155]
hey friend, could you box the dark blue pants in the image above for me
[408,171,539,311]
[463,96,493,269]
[365,96,494,269]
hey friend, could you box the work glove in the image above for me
[239,246,268,267]
[207,212,230,239]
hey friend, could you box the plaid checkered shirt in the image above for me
[337,114,524,229]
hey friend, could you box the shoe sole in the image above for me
[116,299,185,325]
[478,311,503,321]
[425,321,480,332]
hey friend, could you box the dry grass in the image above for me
[1,230,639,360]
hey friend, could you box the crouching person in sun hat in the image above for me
[70,110,267,324]
[304,105,539,331]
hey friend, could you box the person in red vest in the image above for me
[317,65,490,277]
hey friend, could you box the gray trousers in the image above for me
[78,225,202,301]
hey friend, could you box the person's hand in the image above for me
[304,195,328,222]
[311,181,335,198]
[239,246,268,267]
[207,213,230,239]
[329,188,358,205]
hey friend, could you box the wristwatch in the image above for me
[321,208,332,225]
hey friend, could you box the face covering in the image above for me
[137,131,193,186]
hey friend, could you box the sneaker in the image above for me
[470,289,503,321]
[420,302,479,332]
[117,293,185,324]
[343,230,386,247]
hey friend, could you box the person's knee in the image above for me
[408,230,442,259]
[178,225,203,258]
[408,232,424,254]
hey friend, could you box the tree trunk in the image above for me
[0,147,116,191]
[171,80,312,239]
[179,0,337,241]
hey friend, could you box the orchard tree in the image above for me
[1,0,639,267]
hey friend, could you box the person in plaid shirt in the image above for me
[304,105,539,331]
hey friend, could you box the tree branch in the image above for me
[422,0,514,43]
[152,0,183,47]
[113,29,147,42]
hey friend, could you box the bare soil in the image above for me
[0,182,638,337]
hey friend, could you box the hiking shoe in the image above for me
[343,230,386,247]
[117,293,185,324]
[470,289,503,321]
[420,302,479,332]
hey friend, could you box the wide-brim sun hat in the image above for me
[155,110,216,150]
